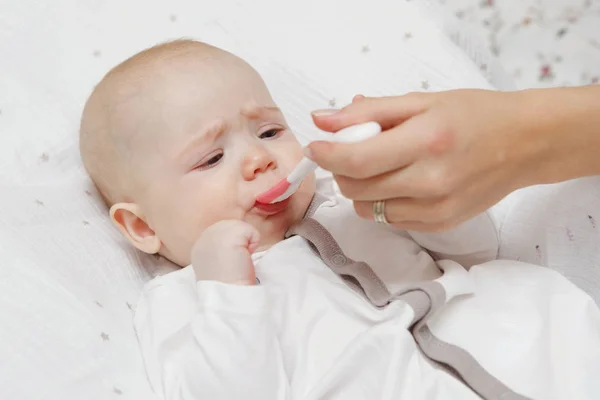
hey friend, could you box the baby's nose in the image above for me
[242,146,277,180]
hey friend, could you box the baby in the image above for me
[80,40,600,400]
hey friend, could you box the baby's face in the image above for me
[124,53,315,266]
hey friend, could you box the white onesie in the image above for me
[133,193,600,400]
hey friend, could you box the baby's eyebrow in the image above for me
[177,119,226,161]
[241,104,283,120]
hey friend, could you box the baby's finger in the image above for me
[307,112,433,179]
[247,229,261,254]
[311,93,432,133]
[240,224,261,253]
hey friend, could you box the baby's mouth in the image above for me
[253,197,291,216]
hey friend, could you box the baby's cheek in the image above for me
[285,140,305,164]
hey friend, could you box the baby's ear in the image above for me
[109,203,161,254]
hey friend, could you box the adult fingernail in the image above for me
[311,109,339,117]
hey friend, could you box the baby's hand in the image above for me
[191,220,261,285]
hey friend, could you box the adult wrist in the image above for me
[515,86,600,186]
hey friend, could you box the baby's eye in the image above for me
[206,153,223,166]
[259,129,281,139]
[196,152,223,170]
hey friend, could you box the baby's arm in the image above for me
[407,211,499,268]
[134,270,288,400]
[133,221,290,400]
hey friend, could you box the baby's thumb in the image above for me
[243,225,261,254]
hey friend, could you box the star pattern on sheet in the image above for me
[170,14,177,22]
[100,332,110,341]
[420,80,430,90]
[535,244,543,262]
[126,302,134,311]
[83,220,90,226]
[95,300,103,308]
[556,27,568,39]
[565,227,574,241]
[539,64,555,81]
[361,45,370,53]
[113,387,123,395]
[589,39,600,51]
[93,50,101,58]
[35,199,44,206]
[85,190,93,196]
[588,215,597,229]
[328,98,336,107]
[39,153,49,162]
[404,32,413,40]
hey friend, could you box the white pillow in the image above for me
[0,0,570,398]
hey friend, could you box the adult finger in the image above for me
[311,93,433,133]
[352,195,463,225]
[307,111,435,179]
[392,218,467,233]
[333,160,454,201]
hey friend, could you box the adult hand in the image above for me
[306,88,598,231]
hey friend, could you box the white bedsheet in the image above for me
[0,0,598,399]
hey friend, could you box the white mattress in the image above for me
[0,0,598,399]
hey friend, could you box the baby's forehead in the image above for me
[103,42,275,145]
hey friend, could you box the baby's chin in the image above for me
[251,188,315,251]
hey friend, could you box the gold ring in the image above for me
[373,200,390,225]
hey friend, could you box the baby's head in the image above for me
[80,40,316,266]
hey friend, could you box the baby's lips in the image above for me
[256,178,289,204]
[256,188,278,204]
[255,187,273,204]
